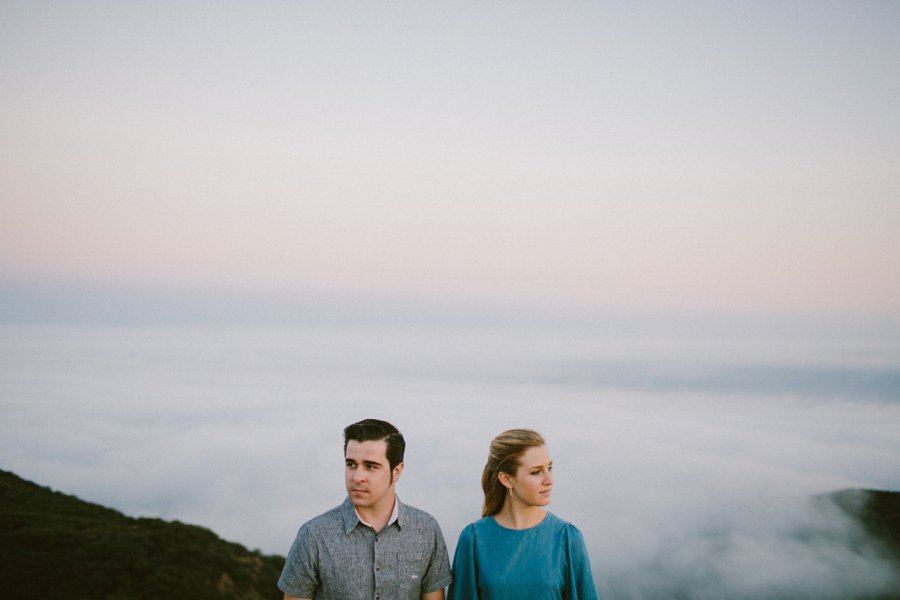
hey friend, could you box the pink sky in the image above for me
[2,2,899,316]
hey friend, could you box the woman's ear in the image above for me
[498,471,513,490]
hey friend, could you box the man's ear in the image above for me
[498,471,513,490]
[391,462,404,484]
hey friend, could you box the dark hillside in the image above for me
[0,469,284,600]
[832,488,900,566]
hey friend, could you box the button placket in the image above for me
[373,532,384,599]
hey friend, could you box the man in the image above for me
[279,419,452,600]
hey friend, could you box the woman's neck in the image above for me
[493,501,547,530]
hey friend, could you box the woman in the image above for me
[448,428,599,599]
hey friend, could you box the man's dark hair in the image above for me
[343,418,406,471]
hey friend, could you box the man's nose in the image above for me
[352,467,366,481]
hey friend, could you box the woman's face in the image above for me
[505,444,554,507]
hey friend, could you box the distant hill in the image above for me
[831,487,900,565]
[0,469,285,599]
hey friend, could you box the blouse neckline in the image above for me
[488,510,551,532]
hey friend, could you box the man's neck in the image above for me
[355,493,397,533]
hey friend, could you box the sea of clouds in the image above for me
[2,314,899,599]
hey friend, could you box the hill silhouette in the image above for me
[2,468,900,599]
[0,469,284,599]
[830,487,900,568]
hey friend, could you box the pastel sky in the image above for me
[2,1,899,316]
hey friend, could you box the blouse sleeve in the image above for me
[564,524,599,600]
[448,525,479,600]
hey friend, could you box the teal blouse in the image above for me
[448,513,599,600]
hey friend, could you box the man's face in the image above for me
[344,439,402,512]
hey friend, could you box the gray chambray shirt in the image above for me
[278,497,452,600]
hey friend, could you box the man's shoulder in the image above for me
[398,501,443,530]
[399,500,436,517]
[298,502,348,534]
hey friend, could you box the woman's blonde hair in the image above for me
[481,428,546,517]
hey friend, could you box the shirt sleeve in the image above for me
[421,516,454,593]
[277,523,320,598]
[448,525,479,600]
[564,524,599,600]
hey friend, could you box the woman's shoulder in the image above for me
[455,516,493,542]
[543,513,587,538]
[466,515,496,531]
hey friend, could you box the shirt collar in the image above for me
[341,495,403,534]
